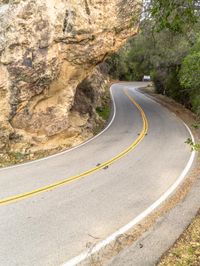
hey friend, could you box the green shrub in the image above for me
[96,106,110,121]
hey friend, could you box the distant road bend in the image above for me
[0,82,195,266]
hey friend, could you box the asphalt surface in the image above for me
[108,167,200,266]
[0,82,193,266]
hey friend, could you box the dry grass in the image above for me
[158,210,200,266]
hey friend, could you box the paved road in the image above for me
[0,82,193,266]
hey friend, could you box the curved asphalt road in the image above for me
[0,82,193,266]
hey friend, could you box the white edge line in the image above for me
[61,117,196,266]
[0,85,117,171]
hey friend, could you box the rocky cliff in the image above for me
[0,0,140,154]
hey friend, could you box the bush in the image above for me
[180,39,200,117]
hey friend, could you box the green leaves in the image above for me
[107,0,200,122]
[185,138,200,151]
[96,106,110,121]
[149,0,199,33]
[179,38,200,116]
[180,49,200,89]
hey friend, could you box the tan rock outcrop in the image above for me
[0,0,141,153]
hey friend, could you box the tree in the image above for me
[147,0,200,33]
[180,39,200,116]
[107,0,200,119]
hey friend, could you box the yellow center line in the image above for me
[0,89,148,206]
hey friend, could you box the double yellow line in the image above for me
[0,90,148,206]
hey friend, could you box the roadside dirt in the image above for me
[158,210,200,266]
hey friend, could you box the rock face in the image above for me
[0,0,140,153]
[72,63,111,132]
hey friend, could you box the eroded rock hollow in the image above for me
[0,0,140,153]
